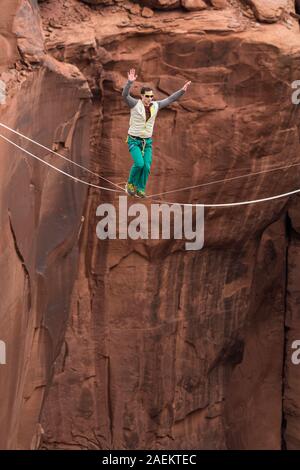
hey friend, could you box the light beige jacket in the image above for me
[128,99,159,138]
[122,80,185,138]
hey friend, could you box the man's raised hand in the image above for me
[128,68,138,82]
[182,81,191,92]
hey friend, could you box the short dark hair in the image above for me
[140,86,153,95]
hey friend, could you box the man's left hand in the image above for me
[182,81,191,92]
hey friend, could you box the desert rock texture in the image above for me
[1,0,300,450]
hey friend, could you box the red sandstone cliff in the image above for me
[1,0,300,450]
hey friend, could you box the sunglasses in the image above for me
[144,94,154,98]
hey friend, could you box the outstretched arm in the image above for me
[157,89,185,110]
[157,80,192,110]
[122,80,138,108]
[122,68,139,108]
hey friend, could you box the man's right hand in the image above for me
[128,68,138,81]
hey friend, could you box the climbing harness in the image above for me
[125,134,147,156]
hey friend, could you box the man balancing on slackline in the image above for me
[122,68,191,198]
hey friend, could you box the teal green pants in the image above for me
[127,135,153,191]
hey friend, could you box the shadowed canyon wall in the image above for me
[1,0,300,450]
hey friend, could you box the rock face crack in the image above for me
[8,210,32,312]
